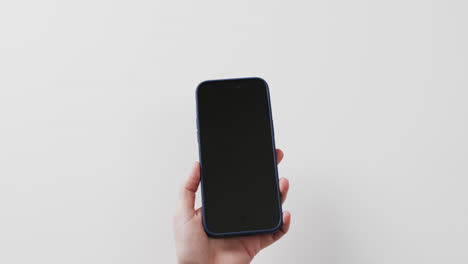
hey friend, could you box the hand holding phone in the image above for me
[173,77,291,264]
[173,152,291,264]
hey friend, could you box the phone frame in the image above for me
[195,77,283,238]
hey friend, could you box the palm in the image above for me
[174,149,291,264]
[177,212,253,263]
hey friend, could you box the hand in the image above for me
[173,149,291,264]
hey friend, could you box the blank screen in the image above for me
[196,78,281,235]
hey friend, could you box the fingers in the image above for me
[272,211,291,241]
[257,211,292,249]
[279,177,289,204]
[176,162,201,218]
[276,149,284,164]
[276,149,288,204]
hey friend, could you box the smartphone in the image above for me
[196,77,282,237]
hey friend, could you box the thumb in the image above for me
[176,162,201,220]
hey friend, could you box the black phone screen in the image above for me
[196,78,281,235]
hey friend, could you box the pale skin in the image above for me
[173,149,291,264]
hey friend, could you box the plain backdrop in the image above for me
[1,0,467,263]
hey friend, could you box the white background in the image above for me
[1,0,467,263]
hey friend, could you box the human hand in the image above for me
[173,149,291,264]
